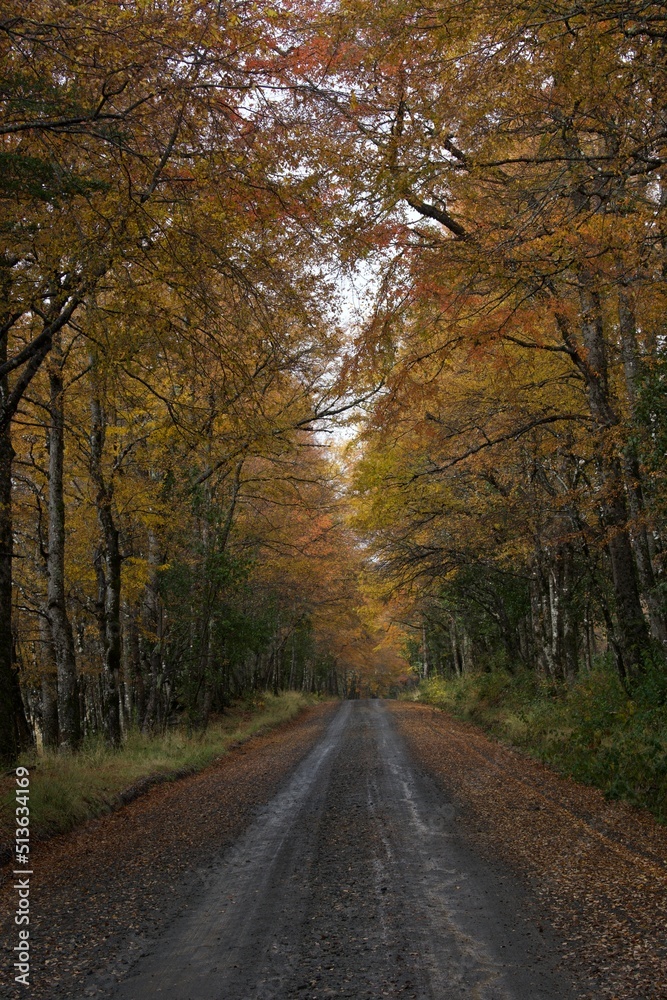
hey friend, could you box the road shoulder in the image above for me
[390,701,667,1000]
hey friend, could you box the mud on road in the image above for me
[4,699,664,999]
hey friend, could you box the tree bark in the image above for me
[38,613,60,749]
[0,411,19,763]
[122,602,143,725]
[573,281,649,678]
[40,676,60,749]
[561,546,579,681]
[47,339,81,749]
[142,527,164,734]
[89,376,122,746]
[531,553,555,678]
[421,621,428,679]
[0,320,31,762]
[618,286,667,647]
[448,614,462,676]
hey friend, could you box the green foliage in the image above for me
[0,152,108,202]
[419,665,667,822]
[159,549,266,717]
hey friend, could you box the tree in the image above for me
[0,0,358,758]
[300,0,667,681]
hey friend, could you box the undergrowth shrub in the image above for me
[419,666,667,822]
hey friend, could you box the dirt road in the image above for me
[4,699,665,1000]
[108,700,572,1000]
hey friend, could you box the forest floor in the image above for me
[1,700,665,1000]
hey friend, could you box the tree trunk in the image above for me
[47,339,81,749]
[531,554,554,678]
[89,378,122,746]
[548,565,561,676]
[561,546,579,681]
[0,413,20,764]
[288,636,296,689]
[529,570,545,675]
[142,647,161,735]
[421,621,428,679]
[122,603,144,725]
[0,324,32,761]
[38,613,60,749]
[618,286,667,647]
[142,528,164,733]
[448,614,462,676]
[574,282,649,678]
[460,628,473,674]
[40,675,59,749]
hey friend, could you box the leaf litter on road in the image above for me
[391,702,667,1000]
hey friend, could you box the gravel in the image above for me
[3,699,661,1000]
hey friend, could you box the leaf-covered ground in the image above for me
[391,702,667,1000]
[0,692,312,855]
[0,703,337,999]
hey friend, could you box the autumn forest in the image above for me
[2,1,667,776]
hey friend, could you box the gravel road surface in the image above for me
[109,699,573,1000]
[3,698,663,999]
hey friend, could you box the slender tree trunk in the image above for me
[40,675,59,749]
[460,628,473,674]
[0,412,19,763]
[39,614,59,749]
[548,565,561,676]
[421,621,428,679]
[624,450,667,647]
[142,654,159,734]
[618,286,667,647]
[561,546,578,681]
[529,570,545,675]
[142,528,164,733]
[47,339,81,749]
[288,635,296,689]
[199,611,217,728]
[123,603,144,725]
[120,608,132,726]
[89,377,122,746]
[272,644,281,696]
[583,605,594,673]
[448,615,462,676]
[0,327,32,760]
[532,554,554,678]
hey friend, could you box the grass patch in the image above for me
[417,667,667,822]
[1,691,315,853]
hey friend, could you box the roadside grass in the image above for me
[416,666,667,822]
[1,691,314,852]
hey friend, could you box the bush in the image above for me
[418,665,667,822]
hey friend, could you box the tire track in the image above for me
[391,702,667,1000]
[107,700,575,1000]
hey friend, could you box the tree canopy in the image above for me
[1,1,666,759]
